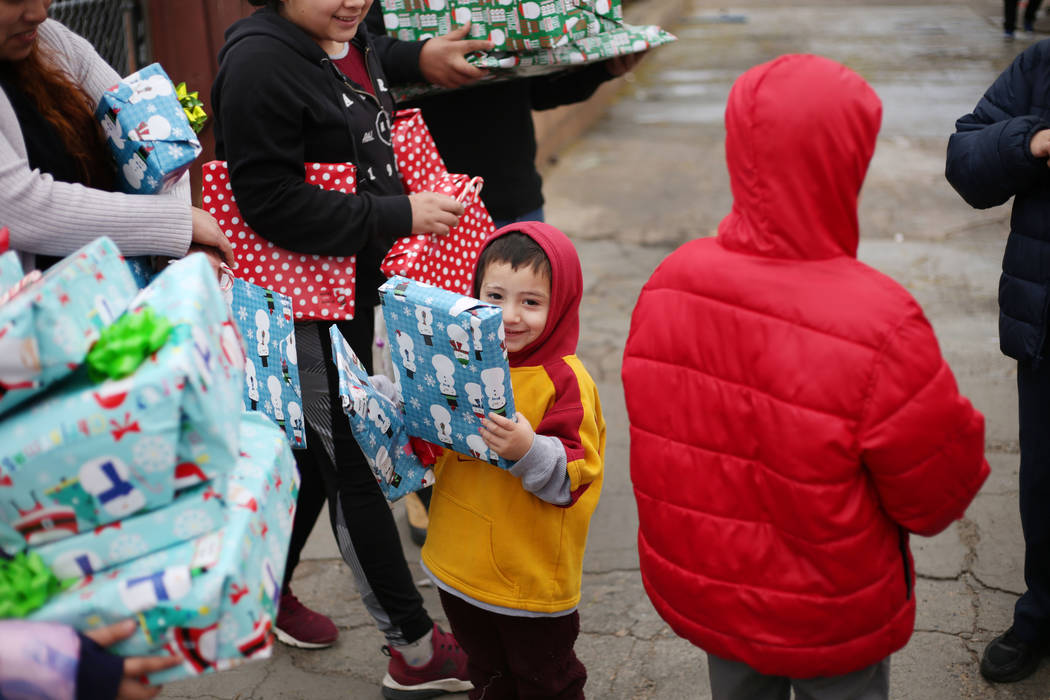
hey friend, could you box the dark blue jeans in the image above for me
[1014,360,1050,642]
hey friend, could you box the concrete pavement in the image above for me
[163,1,1049,697]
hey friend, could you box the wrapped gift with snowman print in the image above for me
[0,247,23,295]
[0,254,244,555]
[96,63,202,194]
[378,276,516,469]
[26,412,300,684]
[330,325,433,501]
[222,274,306,449]
[0,237,138,418]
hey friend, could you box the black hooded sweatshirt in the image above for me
[212,7,425,307]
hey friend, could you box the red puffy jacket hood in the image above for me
[622,55,988,678]
[718,54,880,261]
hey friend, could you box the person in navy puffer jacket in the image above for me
[946,39,1050,684]
[624,54,989,700]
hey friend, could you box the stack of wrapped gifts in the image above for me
[0,241,299,684]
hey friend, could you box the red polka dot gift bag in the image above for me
[380,173,496,296]
[202,161,359,320]
[391,108,447,193]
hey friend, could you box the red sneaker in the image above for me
[274,587,339,649]
[381,624,472,699]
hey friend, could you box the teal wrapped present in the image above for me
[0,254,244,554]
[0,237,138,418]
[26,412,299,683]
[97,63,202,194]
[330,325,433,501]
[379,276,516,469]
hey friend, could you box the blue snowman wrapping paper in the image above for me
[329,325,433,501]
[0,249,23,294]
[0,254,244,555]
[27,412,299,684]
[378,276,515,470]
[225,276,305,450]
[97,63,202,194]
[0,237,138,418]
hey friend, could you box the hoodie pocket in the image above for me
[429,490,519,597]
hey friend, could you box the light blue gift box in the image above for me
[0,254,244,554]
[227,277,305,450]
[28,412,300,684]
[0,237,137,418]
[0,250,23,294]
[378,275,516,469]
[330,325,433,501]
[97,63,202,194]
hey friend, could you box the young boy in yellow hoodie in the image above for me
[394,222,605,699]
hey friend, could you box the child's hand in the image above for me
[83,619,181,699]
[479,411,534,462]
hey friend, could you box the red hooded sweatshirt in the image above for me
[622,55,989,677]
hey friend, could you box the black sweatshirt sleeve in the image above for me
[529,62,615,111]
[75,633,123,700]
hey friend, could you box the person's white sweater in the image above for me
[0,19,192,268]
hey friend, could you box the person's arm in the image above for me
[858,305,989,537]
[946,43,1050,209]
[0,20,197,259]
[481,362,604,506]
[529,53,643,111]
[214,37,411,256]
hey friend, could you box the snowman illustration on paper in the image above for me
[118,565,192,613]
[466,434,498,465]
[79,456,147,519]
[369,397,393,438]
[480,367,507,417]
[497,324,507,360]
[121,145,153,190]
[125,72,174,104]
[287,402,304,445]
[101,106,124,148]
[446,324,470,367]
[464,382,484,420]
[430,404,453,447]
[255,310,270,368]
[245,359,259,409]
[469,315,484,361]
[372,445,401,488]
[342,382,368,418]
[431,354,458,410]
[268,375,285,430]
[415,306,434,346]
[395,329,416,379]
[128,115,172,143]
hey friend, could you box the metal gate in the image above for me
[50,0,147,75]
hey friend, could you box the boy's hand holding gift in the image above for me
[478,412,534,462]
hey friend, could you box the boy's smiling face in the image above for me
[479,261,551,354]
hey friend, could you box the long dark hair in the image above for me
[7,41,114,189]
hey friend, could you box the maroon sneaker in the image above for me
[274,587,338,649]
[381,624,472,699]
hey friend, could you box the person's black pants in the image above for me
[1014,360,1050,643]
[282,315,432,646]
[1005,0,1044,32]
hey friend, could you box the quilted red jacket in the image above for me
[621,55,989,678]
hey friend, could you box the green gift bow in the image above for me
[176,81,208,134]
[0,551,68,618]
[87,307,174,383]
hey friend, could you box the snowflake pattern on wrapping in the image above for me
[109,534,149,561]
[173,508,215,539]
[133,436,175,474]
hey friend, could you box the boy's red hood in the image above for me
[717,54,882,260]
[475,222,581,367]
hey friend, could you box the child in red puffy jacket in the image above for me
[622,54,989,700]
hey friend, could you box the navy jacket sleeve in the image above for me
[530,63,615,111]
[946,42,1050,209]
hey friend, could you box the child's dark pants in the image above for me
[438,588,587,699]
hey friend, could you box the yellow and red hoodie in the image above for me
[421,222,605,615]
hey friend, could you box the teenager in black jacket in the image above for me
[212,1,489,697]
[947,39,1050,684]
